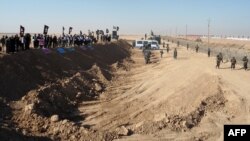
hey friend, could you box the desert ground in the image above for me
[1,36,250,141]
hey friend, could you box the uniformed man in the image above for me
[216,53,223,69]
[160,50,163,58]
[242,56,248,70]
[173,48,177,59]
[195,44,199,53]
[144,50,151,64]
[163,42,165,48]
[208,48,211,57]
[1,36,5,51]
[187,43,189,50]
[166,44,169,53]
[177,41,180,47]
[230,57,236,69]
[145,34,147,40]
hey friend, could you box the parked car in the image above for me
[134,40,159,49]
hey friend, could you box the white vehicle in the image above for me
[134,40,159,49]
[148,40,160,49]
[134,40,148,49]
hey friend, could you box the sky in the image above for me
[0,0,250,36]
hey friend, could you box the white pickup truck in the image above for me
[134,40,160,49]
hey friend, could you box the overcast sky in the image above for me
[0,0,250,36]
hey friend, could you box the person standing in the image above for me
[195,44,199,53]
[1,36,6,51]
[242,56,248,70]
[39,35,45,48]
[160,50,163,58]
[52,35,58,48]
[10,36,16,53]
[173,48,177,59]
[216,53,223,69]
[24,33,31,50]
[166,44,169,53]
[208,48,211,57]
[230,57,237,69]
[187,43,189,50]
[5,36,10,53]
[14,34,20,52]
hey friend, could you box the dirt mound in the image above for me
[0,40,131,101]
[0,40,132,141]
[132,88,226,134]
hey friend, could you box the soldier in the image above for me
[208,48,211,57]
[242,56,248,70]
[187,43,189,50]
[216,53,223,69]
[144,50,151,64]
[173,48,177,59]
[10,36,16,53]
[160,50,163,58]
[1,36,5,51]
[230,57,237,69]
[163,42,165,48]
[24,33,31,50]
[177,41,180,47]
[5,36,10,53]
[52,35,58,48]
[195,44,199,53]
[166,44,169,53]
[145,34,147,40]
[14,34,20,52]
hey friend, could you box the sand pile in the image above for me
[1,38,250,141]
[0,40,132,141]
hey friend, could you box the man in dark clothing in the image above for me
[187,43,189,50]
[52,36,58,48]
[10,36,16,53]
[14,35,20,52]
[163,42,165,48]
[230,57,236,69]
[216,53,223,69]
[177,41,180,47]
[195,44,199,53]
[1,36,6,50]
[242,56,248,70]
[173,48,177,59]
[33,34,38,48]
[160,50,164,58]
[48,35,53,48]
[24,33,31,50]
[166,44,169,53]
[208,48,211,57]
[144,50,151,64]
[6,37,10,53]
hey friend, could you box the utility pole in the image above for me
[175,26,178,37]
[186,24,187,40]
[208,18,210,44]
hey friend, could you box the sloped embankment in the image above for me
[0,40,133,141]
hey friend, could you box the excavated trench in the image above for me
[0,39,239,141]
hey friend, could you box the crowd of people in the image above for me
[174,40,249,70]
[1,34,31,53]
[0,33,113,54]
[141,39,249,71]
